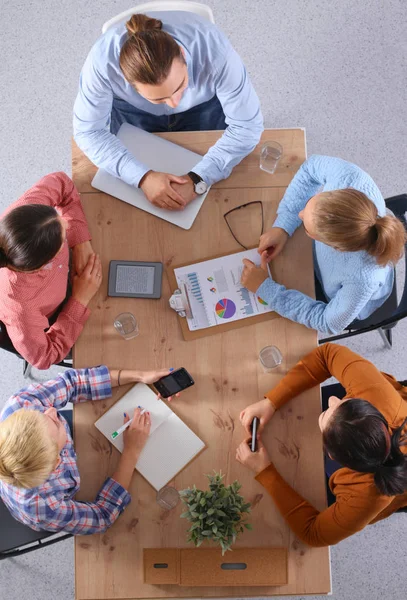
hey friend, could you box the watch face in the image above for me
[195,181,208,194]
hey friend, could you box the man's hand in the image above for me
[236,438,271,475]
[72,240,94,277]
[240,399,276,436]
[171,176,198,207]
[241,252,269,293]
[122,408,151,463]
[72,253,102,307]
[139,171,189,210]
[258,227,289,262]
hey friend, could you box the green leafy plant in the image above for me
[179,472,252,555]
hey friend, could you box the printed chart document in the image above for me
[174,248,273,332]
[94,384,205,490]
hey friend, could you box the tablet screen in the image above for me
[116,265,155,295]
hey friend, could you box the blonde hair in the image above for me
[119,14,183,86]
[313,189,406,265]
[0,410,58,489]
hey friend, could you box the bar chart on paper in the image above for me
[182,271,211,330]
[237,287,255,316]
[174,249,273,331]
[187,272,204,303]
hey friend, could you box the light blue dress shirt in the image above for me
[257,155,394,335]
[73,11,264,187]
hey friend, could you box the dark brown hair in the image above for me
[314,189,406,266]
[119,14,184,86]
[0,204,63,271]
[323,399,407,496]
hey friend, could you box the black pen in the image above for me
[251,417,259,452]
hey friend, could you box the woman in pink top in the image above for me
[0,172,101,369]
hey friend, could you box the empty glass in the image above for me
[114,312,139,340]
[259,345,283,372]
[259,141,283,174]
[156,486,180,510]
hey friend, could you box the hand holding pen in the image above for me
[115,407,151,462]
[111,406,148,439]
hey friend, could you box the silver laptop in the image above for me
[91,123,210,230]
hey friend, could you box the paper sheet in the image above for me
[136,413,205,491]
[174,248,273,331]
[94,383,172,453]
[94,383,205,490]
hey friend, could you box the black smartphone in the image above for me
[153,368,195,398]
[251,417,259,452]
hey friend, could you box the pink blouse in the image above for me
[0,172,91,369]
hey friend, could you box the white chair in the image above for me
[102,1,215,34]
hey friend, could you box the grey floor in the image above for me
[0,0,406,598]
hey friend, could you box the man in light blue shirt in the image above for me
[73,11,264,210]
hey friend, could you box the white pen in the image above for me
[266,263,272,278]
[111,407,146,439]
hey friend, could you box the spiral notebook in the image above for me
[94,383,206,491]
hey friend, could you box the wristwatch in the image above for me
[187,171,208,195]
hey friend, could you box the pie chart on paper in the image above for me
[215,298,237,319]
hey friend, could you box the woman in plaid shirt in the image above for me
[0,364,173,534]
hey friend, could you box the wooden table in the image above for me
[72,129,331,599]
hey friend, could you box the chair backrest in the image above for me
[102,1,215,34]
[0,496,55,556]
[0,321,20,356]
[382,194,407,324]
[0,493,72,559]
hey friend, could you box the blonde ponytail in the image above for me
[313,189,406,266]
[0,410,58,489]
[371,215,406,265]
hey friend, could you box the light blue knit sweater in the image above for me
[256,155,393,335]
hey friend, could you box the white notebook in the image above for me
[94,383,206,491]
[91,123,211,230]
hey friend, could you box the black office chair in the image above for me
[0,499,72,560]
[0,320,72,377]
[0,410,74,559]
[321,381,407,512]
[318,194,407,348]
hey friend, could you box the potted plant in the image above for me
[179,472,252,555]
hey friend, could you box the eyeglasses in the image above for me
[223,201,264,250]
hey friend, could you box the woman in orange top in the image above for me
[236,343,407,547]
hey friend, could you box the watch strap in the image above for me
[187,171,202,185]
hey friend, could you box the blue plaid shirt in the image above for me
[0,366,131,535]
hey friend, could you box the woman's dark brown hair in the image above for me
[0,204,63,271]
[119,14,184,86]
[323,399,407,496]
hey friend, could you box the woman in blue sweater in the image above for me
[241,155,405,335]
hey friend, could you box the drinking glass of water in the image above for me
[114,312,139,340]
[156,486,180,510]
[259,141,283,174]
[259,345,283,372]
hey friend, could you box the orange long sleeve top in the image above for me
[255,343,407,547]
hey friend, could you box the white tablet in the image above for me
[108,260,163,299]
